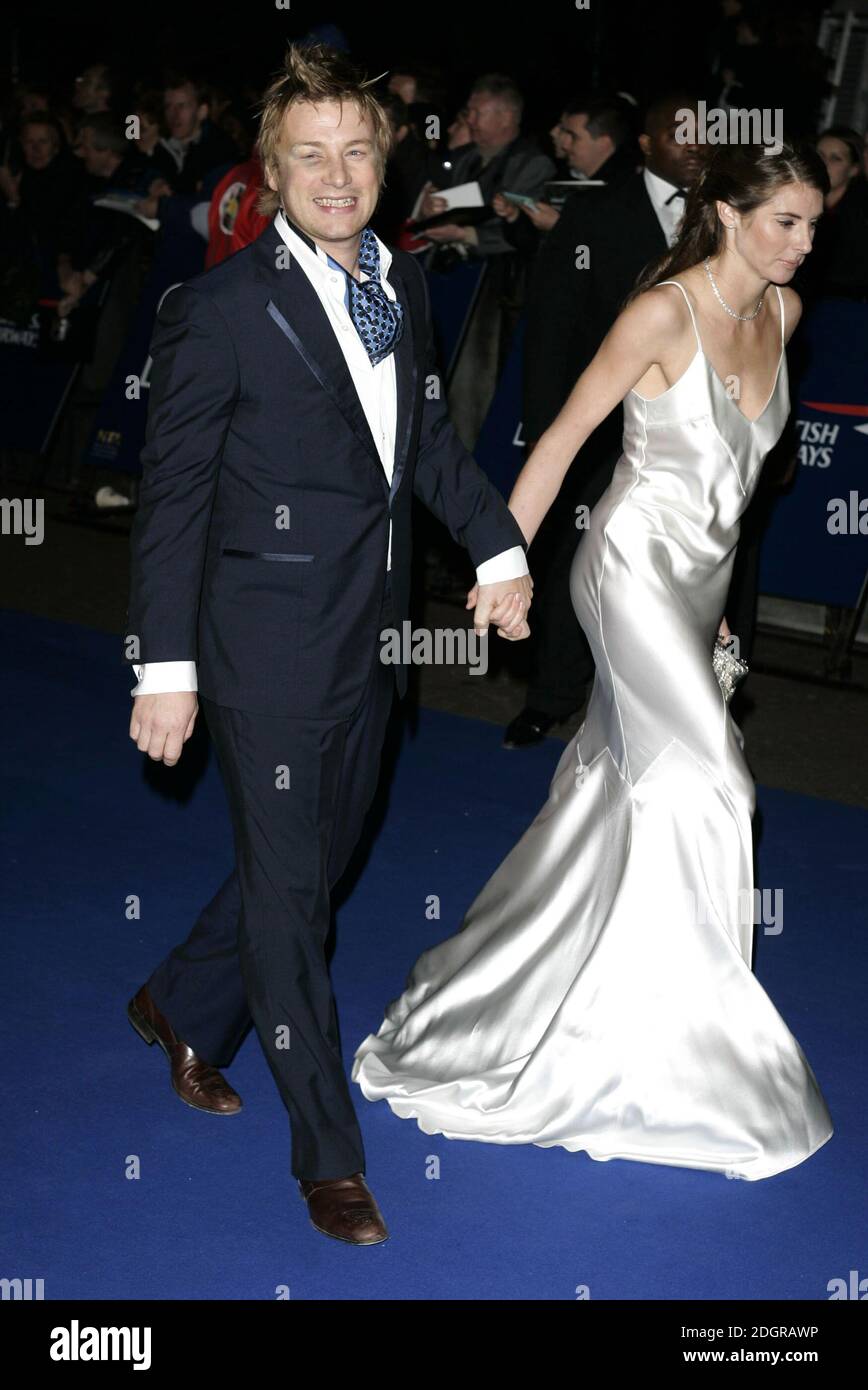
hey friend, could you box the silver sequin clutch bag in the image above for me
[713,636,749,703]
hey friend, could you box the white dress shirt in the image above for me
[643,166,687,248]
[132,212,527,695]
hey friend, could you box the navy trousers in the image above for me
[146,579,397,1179]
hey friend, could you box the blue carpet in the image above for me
[1,609,865,1301]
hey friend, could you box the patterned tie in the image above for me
[279,211,404,366]
[343,226,404,366]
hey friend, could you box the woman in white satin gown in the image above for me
[353,143,835,1181]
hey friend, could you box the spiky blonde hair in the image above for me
[256,42,393,218]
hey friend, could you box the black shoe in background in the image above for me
[502,706,557,749]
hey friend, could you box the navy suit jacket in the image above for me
[126,218,527,718]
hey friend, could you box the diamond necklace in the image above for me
[703,258,765,320]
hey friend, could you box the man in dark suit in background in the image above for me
[149,73,239,194]
[495,90,640,252]
[125,44,532,1247]
[504,91,705,746]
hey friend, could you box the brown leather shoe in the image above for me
[127,984,242,1115]
[298,1173,389,1245]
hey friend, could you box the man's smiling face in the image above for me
[266,98,382,249]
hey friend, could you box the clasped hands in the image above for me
[131,576,533,768]
[467,574,533,641]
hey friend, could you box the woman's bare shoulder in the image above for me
[778,283,802,343]
[616,279,694,339]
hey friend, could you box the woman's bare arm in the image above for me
[507,287,686,546]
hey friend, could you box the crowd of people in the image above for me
[0,11,866,664]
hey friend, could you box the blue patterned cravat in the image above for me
[279,212,404,366]
[342,227,404,366]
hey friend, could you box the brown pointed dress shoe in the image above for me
[127,984,242,1115]
[298,1173,389,1245]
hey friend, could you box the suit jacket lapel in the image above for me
[384,259,417,505]
[256,223,387,498]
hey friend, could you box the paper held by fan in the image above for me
[431,181,485,210]
[408,180,485,222]
[92,192,160,232]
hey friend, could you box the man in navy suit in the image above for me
[124,44,532,1246]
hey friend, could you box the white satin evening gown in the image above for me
[352,280,834,1181]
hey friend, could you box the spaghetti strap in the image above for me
[657,279,703,355]
[775,283,785,349]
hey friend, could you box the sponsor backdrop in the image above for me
[0,314,78,453]
[758,298,868,608]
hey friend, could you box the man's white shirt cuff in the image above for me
[129,547,526,694]
[475,546,529,585]
[131,661,198,696]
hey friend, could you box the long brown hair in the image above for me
[625,140,830,306]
